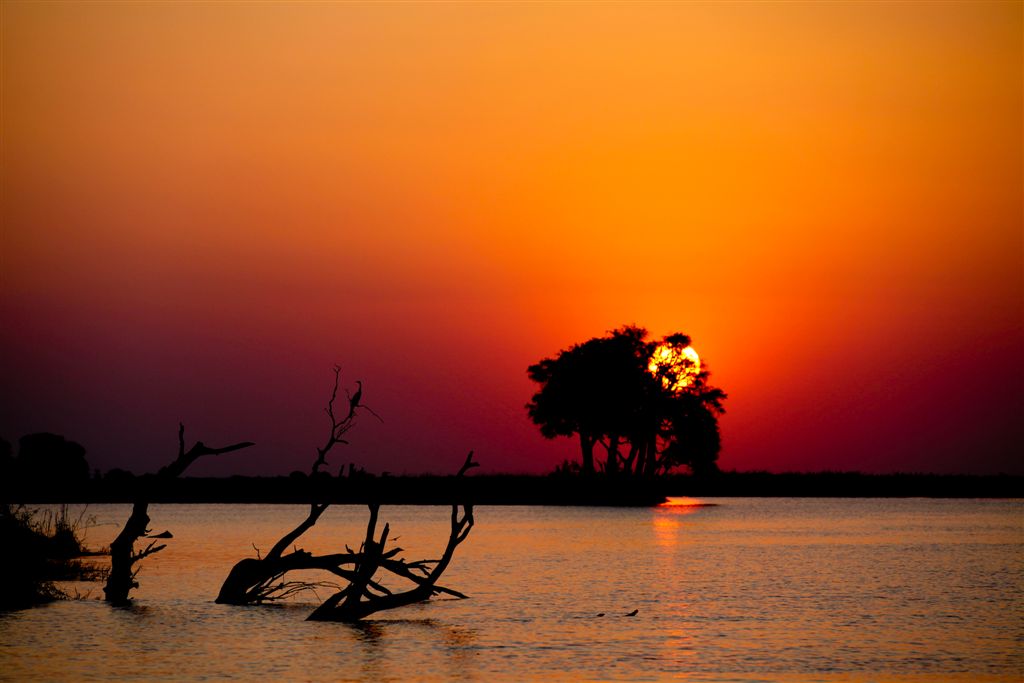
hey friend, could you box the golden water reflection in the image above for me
[659,496,707,509]
[653,497,707,548]
[653,498,708,670]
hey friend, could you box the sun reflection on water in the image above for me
[652,515,681,549]
[654,498,708,548]
[659,497,705,509]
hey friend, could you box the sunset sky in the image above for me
[2,1,1021,476]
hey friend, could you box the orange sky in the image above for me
[2,1,1021,475]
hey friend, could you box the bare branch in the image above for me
[131,540,167,563]
[313,366,366,474]
[104,424,253,605]
[217,367,370,605]
[458,450,480,477]
[159,424,254,479]
[360,403,385,423]
[265,502,329,561]
[307,453,479,622]
[216,367,475,621]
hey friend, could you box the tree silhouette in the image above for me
[0,438,12,483]
[217,365,372,605]
[526,327,649,475]
[653,390,724,476]
[15,433,89,484]
[526,326,726,477]
[103,425,254,605]
[218,367,477,622]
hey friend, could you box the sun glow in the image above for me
[659,496,705,508]
[649,344,701,392]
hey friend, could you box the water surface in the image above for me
[1,499,1020,681]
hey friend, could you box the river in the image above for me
[1,498,1021,681]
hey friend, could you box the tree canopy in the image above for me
[14,433,90,483]
[526,326,726,476]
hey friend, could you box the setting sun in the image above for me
[649,344,701,392]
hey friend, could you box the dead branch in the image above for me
[307,451,478,622]
[312,365,375,475]
[103,424,253,605]
[215,370,477,620]
[216,367,367,605]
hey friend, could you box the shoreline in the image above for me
[4,472,1020,505]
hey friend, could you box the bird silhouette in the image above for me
[624,609,638,617]
[351,380,363,408]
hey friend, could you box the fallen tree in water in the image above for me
[307,451,477,622]
[217,455,478,617]
[217,367,477,621]
[216,366,369,605]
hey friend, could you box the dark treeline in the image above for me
[5,470,1020,505]
[3,430,1019,505]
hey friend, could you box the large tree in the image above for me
[526,326,725,477]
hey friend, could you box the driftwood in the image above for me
[216,366,478,621]
[103,424,253,605]
[217,366,370,605]
[217,453,478,616]
[307,451,477,622]
[215,496,350,604]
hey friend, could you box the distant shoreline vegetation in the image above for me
[2,431,1020,505]
[3,470,1021,505]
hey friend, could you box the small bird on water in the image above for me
[624,609,638,617]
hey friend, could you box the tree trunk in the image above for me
[215,502,343,604]
[103,501,151,605]
[606,435,620,475]
[579,433,595,475]
[640,433,657,477]
[103,424,253,605]
[623,442,640,476]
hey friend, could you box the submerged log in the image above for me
[215,366,477,620]
[217,366,370,605]
[216,452,478,620]
[215,501,358,604]
[307,451,477,622]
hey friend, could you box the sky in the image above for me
[2,1,1021,476]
